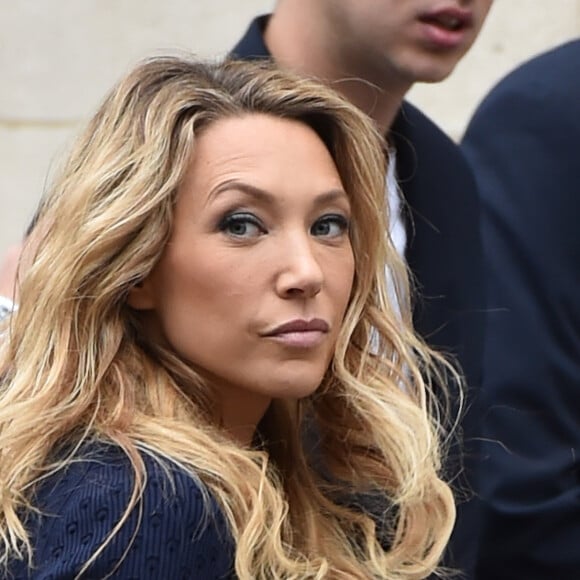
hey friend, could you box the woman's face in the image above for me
[131,113,355,440]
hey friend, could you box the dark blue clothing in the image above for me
[10,445,233,579]
[232,16,486,578]
[462,39,580,579]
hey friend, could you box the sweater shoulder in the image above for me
[13,444,233,579]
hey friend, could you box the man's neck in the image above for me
[326,77,406,134]
[263,8,411,134]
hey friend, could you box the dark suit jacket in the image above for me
[462,39,580,579]
[232,16,486,577]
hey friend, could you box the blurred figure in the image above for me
[232,1,493,575]
[0,245,20,306]
[462,39,580,579]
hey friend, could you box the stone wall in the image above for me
[1,0,579,253]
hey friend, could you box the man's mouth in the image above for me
[418,8,473,32]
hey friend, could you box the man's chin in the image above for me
[392,60,456,88]
[413,63,458,84]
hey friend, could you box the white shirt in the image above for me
[386,148,407,259]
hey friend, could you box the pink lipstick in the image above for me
[263,318,329,348]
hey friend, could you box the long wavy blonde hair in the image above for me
[0,56,457,579]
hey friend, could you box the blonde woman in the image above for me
[0,57,456,579]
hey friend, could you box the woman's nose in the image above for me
[275,236,323,299]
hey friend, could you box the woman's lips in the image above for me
[267,330,326,348]
[263,318,329,348]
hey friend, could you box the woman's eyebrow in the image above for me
[208,179,349,206]
[208,180,274,205]
[312,189,350,207]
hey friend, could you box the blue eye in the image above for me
[311,214,350,238]
[219,213,265,238]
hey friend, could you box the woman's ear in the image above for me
[127,278,156,310]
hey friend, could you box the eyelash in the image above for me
[218,212,265,238]
[311,214,350,238]
[218,212,350,239]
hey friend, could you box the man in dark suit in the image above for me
[232,1,493,576]
[462,39,580,578]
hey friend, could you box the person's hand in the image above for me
[0,244,22,300]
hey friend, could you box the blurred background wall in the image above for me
[1,0,579,255]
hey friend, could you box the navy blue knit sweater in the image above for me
[9,445,234,579]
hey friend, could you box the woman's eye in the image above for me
[219,213,265,238]
[311,214,350,238]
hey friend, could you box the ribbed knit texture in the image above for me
[9,445,234,579]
